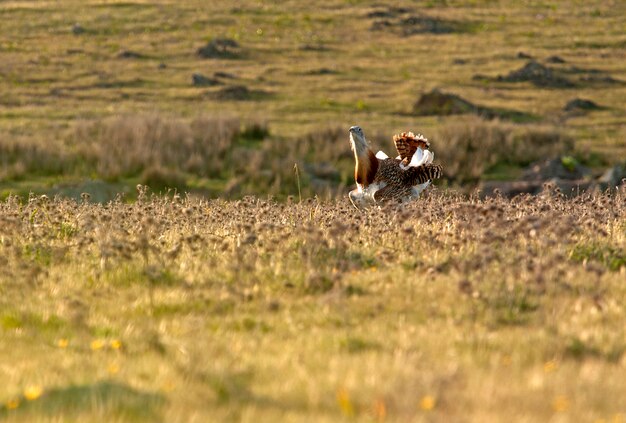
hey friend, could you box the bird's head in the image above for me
[349,125,368,153]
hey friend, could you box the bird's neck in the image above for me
[350,134,378,187]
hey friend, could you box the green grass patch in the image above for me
[570,242,626,271]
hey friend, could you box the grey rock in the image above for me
[197,38,240,59]
[598,165,626,190]
[521,157,591,182]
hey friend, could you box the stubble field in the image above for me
[1,189,625,421]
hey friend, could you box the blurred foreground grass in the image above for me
[0,189,625,421]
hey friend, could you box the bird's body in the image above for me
[348,126,442,209]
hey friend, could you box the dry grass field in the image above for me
[1,0,626,198]
[1,190,625,422]
[1,1,626,422]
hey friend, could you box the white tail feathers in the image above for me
[375,150,389,160]
[399,147,434,170]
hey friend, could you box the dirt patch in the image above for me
[412,89,533,121]
[413,89,478,115]
[481,60,624,88]
[214,72,237,79]
[299,44,330,51]
[368,7,473,36]
[497,61,575,88]
[213,85,250,100]
[366,7,411,19]
[211,85,270,101]
[579,74,625,85]
[197,38,241,59]
[117,50,145,59]
[546,55,566,64]
[304,68,338,75]
[564,98,602,112]
[192,73,220,87]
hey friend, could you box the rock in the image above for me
[452,58,467,65]
[413,89,478,116]
[517,52,533,59]
[545,178,595,196]
[192,73,220,86]
[158,63,167,69]
[546,55,566,64]
[564,98,602,112]
[197,38,240,59]
[498,61,575,88]
[521,157,591,182]
[480,180,543,198]
[598,165,626,190]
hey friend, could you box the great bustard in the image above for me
[348,126,442,209]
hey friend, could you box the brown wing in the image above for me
[393,132,431,164]
[402,163,443,186]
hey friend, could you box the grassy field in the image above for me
[1,1,626,422]
[1,0,626,198]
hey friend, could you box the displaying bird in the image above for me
[348,126,442,209]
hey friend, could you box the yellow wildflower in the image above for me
[420,395,436,411]
[336,388,354,417]
[6,398,20,409]
[90,339,105,350]
[57,338,69,349]
[24,386,43,401]
[110,339,122,350]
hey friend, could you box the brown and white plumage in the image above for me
[348,126,442,209]
[393,131,430,166]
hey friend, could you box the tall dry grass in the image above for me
[2,114,575,199]
[69,115,242,180]
[436,117,573,184]
[0,136,69,181]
